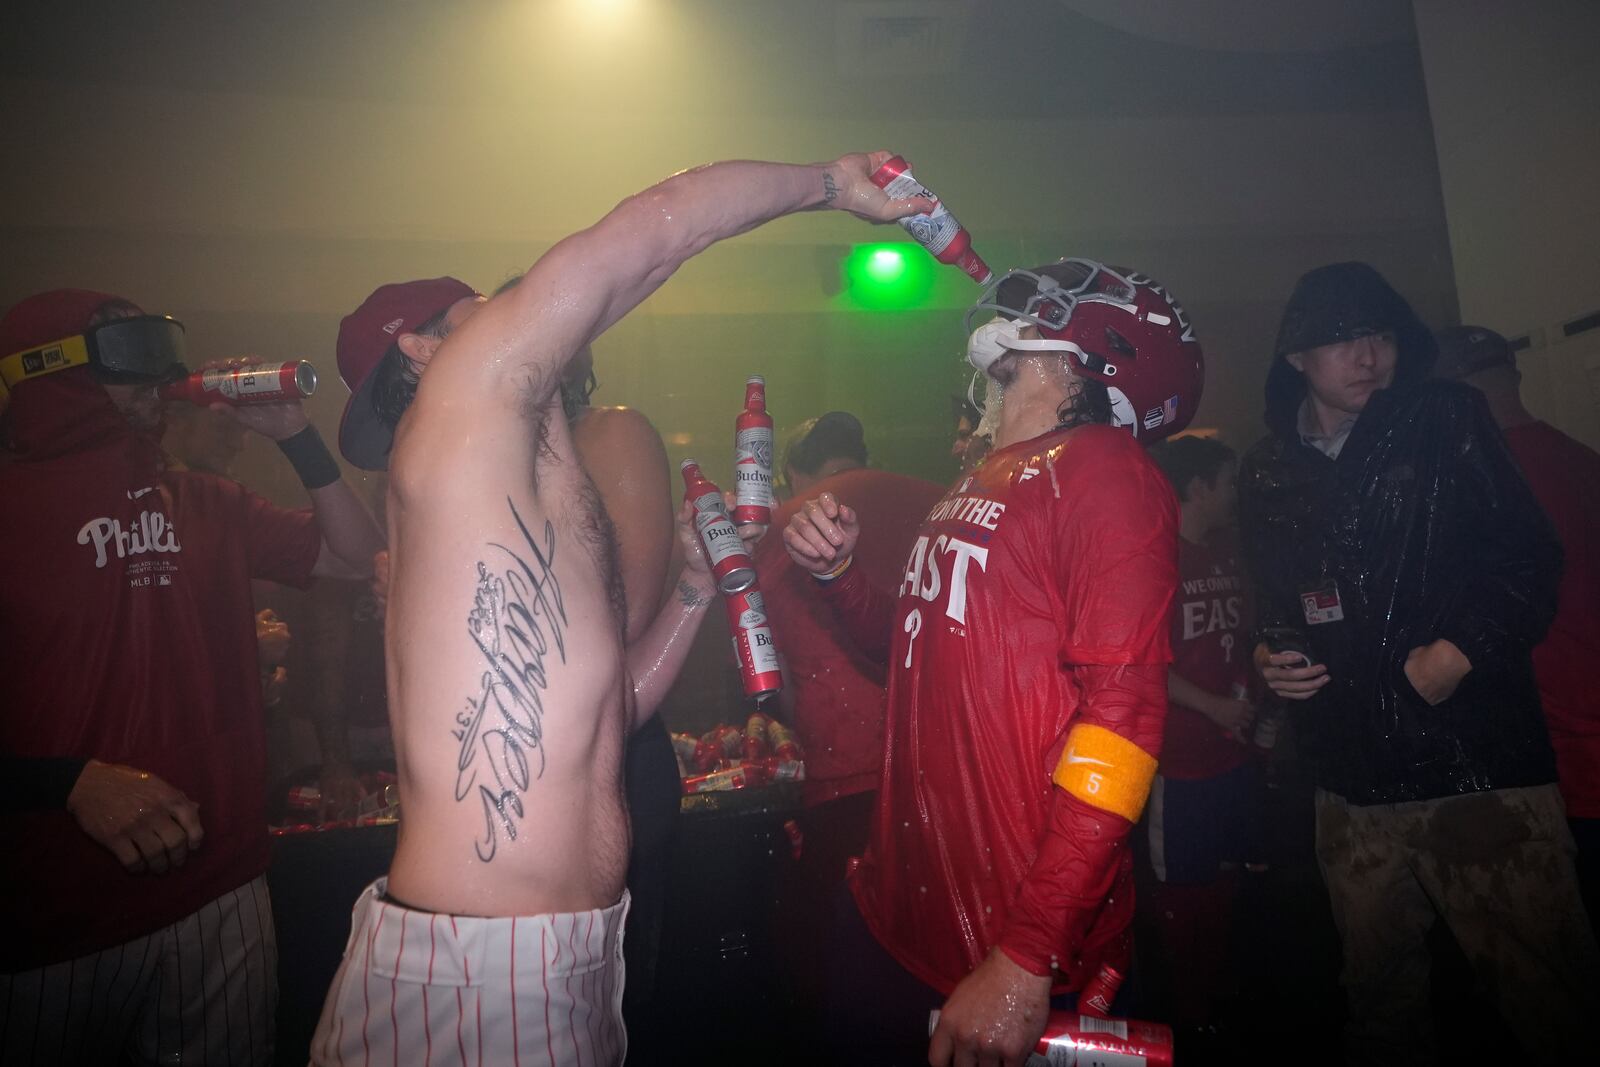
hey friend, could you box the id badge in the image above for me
[1300,580,1345,625]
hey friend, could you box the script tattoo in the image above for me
[822,171,839,205]
[452,499,568,862]
[677,578,713,610]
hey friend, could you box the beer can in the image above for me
[726,586,783,700]
[767,718,803,762]
[161,360,318,406]
[744,711,771,762]
[929,1008,1174,1067]
[733,376,774,527]
[868,156,994,285]
[682,764,754,794]
[1079,962,1124,1017]
[286,784,323,812]
[681,460,756,594]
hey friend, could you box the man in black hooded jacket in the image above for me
[1238,262,1598,1065]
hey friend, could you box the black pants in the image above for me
[621,715,681,1051]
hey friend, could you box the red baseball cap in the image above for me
[336,276,477,470]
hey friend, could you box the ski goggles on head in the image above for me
[965,259,1137,338]
[0,315,187,397]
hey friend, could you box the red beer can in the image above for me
[726,586,783,700]
[766,718,803,762]
[869,156,994,285]
[1079,962,1124,1017]
[732,376,774,528]
[743,711,771,762]
[161,360,318,406]
[929,1008,1173,1067]
[681,460,756,594]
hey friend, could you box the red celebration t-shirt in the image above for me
[842,426,1177,994]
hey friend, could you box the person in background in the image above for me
[0,289,383,1066]
[162,373,365,817]
[1435,324,1600,927]
[753,411,944,1044]
[1239,263,1598,1064]
[1144,434,1264,1037]
[781,410,870,495]
[950,393,990,473]
[162,400,248,477]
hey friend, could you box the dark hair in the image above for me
[1148,435,1236,502]
[785,411,867,476]
[1054,378,1113,431]
[368,305,451,431]
[951,394,980,427]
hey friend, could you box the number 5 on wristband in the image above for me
[1052,723,1158,822]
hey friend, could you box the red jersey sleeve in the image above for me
[817,562,896,664]
[998,663,1167,978]
[241,488,320,589]
[999,433,1178,979]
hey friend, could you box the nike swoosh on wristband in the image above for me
[1063,749,1112,768]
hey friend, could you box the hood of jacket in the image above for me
[1262,262,1438,440]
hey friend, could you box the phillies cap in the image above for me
[336,276,477,470]
[1433,325,1514,381]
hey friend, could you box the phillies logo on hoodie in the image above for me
[77,495,182,569]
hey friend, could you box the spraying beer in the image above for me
[869,156,993,285]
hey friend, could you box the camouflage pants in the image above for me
[1316,784,1600,1066]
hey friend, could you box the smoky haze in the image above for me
[0,0,1457,500]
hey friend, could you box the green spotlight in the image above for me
[867,248,906,283]
[844,242,935,310]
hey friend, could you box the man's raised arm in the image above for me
[389,154,930,483]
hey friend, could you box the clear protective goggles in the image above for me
[964,258,1137,342]
[963,259,1140,380]
[0,315,187,397]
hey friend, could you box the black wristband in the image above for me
[0,755,88,813]
[276,425,342,490]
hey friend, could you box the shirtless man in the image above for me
[310,153,930,1065]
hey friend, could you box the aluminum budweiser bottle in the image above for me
[743,711,771,762]
[732,376,774,528]
[869,156,994,285]
[726,585,783,701]
[929,1009,1174,1067]
[681,460,756,594]
[160,360,318,406]
[1078,963,1123,1018]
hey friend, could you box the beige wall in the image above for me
[1414,0,1600,450]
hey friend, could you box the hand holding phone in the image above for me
[1254,627,1329,701]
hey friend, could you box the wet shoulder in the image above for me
[1049,424,1165,494]
[571,404,661,452]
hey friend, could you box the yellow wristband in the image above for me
[812,554,854,583]
[1052,723,1158,823]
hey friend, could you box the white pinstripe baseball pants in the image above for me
[310,879,628,1067]
[0,874,277,1065]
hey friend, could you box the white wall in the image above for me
[1414,0,1600,449]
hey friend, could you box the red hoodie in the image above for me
[0,290,321,969]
